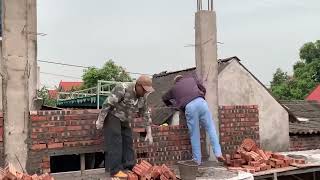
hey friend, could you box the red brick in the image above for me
[67,126,82,131]
[256,149,268,160]
[267,160,276,168]
[160,175,169,180]
[49,127,65,132]
[133,166,144,176]
[42,156,50,162]
[0,127,3,142]
[233,153,242,159]
[48,143,63,149]
[272,153,285,160]
[284,157,294,165]
[41,162,50,169]
[64,141,79,147]
[294,159,306,164]
[264,151,272,159]
[241,166,255,173]
[31,116,47,121]
[230,159,242,167]
[249,161,261,167]
[22,174,33,180]
[31,144,47,150]
[271,158,284,165]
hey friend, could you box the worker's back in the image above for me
[170,77,205,109]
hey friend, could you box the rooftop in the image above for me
[281,100,320,134]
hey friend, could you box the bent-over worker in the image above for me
[162,75,224,165]
[96,75,154,178]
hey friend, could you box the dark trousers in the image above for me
[104,114,135,176]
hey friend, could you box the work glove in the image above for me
[96,120,103,130]
[145,126,153,145]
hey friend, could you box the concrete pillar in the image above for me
[37,66,40,90]
[195,1,219,161]
[27,0,38,110]
[0,41,2,111]
[1,0,30,171]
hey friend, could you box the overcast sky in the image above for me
[37,0,320,88]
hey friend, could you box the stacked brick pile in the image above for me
[128,160,176,180]
[226,139,306,173]
[0,164,54,180]
[219,105,260,155]
[131,118,207,166]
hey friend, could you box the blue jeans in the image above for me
[185,97,222,164]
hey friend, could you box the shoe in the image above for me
[113,171,128,178]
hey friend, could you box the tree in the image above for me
[270,40,320,100]
[270,68,292,100]
[37,86,57,107]
[299,40,320,63]
[82,60,132,88]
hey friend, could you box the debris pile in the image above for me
[0,164,54,180]
[129,160,177,180]
[226,138,306,173]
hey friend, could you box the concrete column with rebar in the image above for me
[195,1,219,161]
[1,0,34,172]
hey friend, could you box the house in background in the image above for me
[149,56,290,152]
[281,100,320,151]
[47,81,82,100]
[58,81,83,92]
[306,85,320,102]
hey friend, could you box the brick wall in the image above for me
[28,110,206,174]
[0,112,4,167]
[219,105,260,154]
[28,109,103,174]
[290,134,320,151]
[132,117,208,166]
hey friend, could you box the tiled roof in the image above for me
[306,85,320,102]
[281,100,320,134]
[148,57,239,125]
[59,81,83,92]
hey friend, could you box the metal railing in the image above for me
[57,80,132,109]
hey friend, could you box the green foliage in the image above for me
[270,40,320,100]
[82,60,132,88]
[37,86,57,107]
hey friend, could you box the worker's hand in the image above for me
[217,156,225,162]
[96,120,103,130]
[145,133,153,145]
[145,125,153,145]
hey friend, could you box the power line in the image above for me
[38,59,90,68]
[38,59,152,76]
[40,72,82,80]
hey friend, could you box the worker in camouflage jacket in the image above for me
[96,75,154,178]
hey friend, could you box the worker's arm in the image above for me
[193,73,206,95]
[139,101,153,145]
[96,84,126,129]
[197,82,206,96]
[162,90,173,106]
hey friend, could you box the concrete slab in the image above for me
[52,161,254,180]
